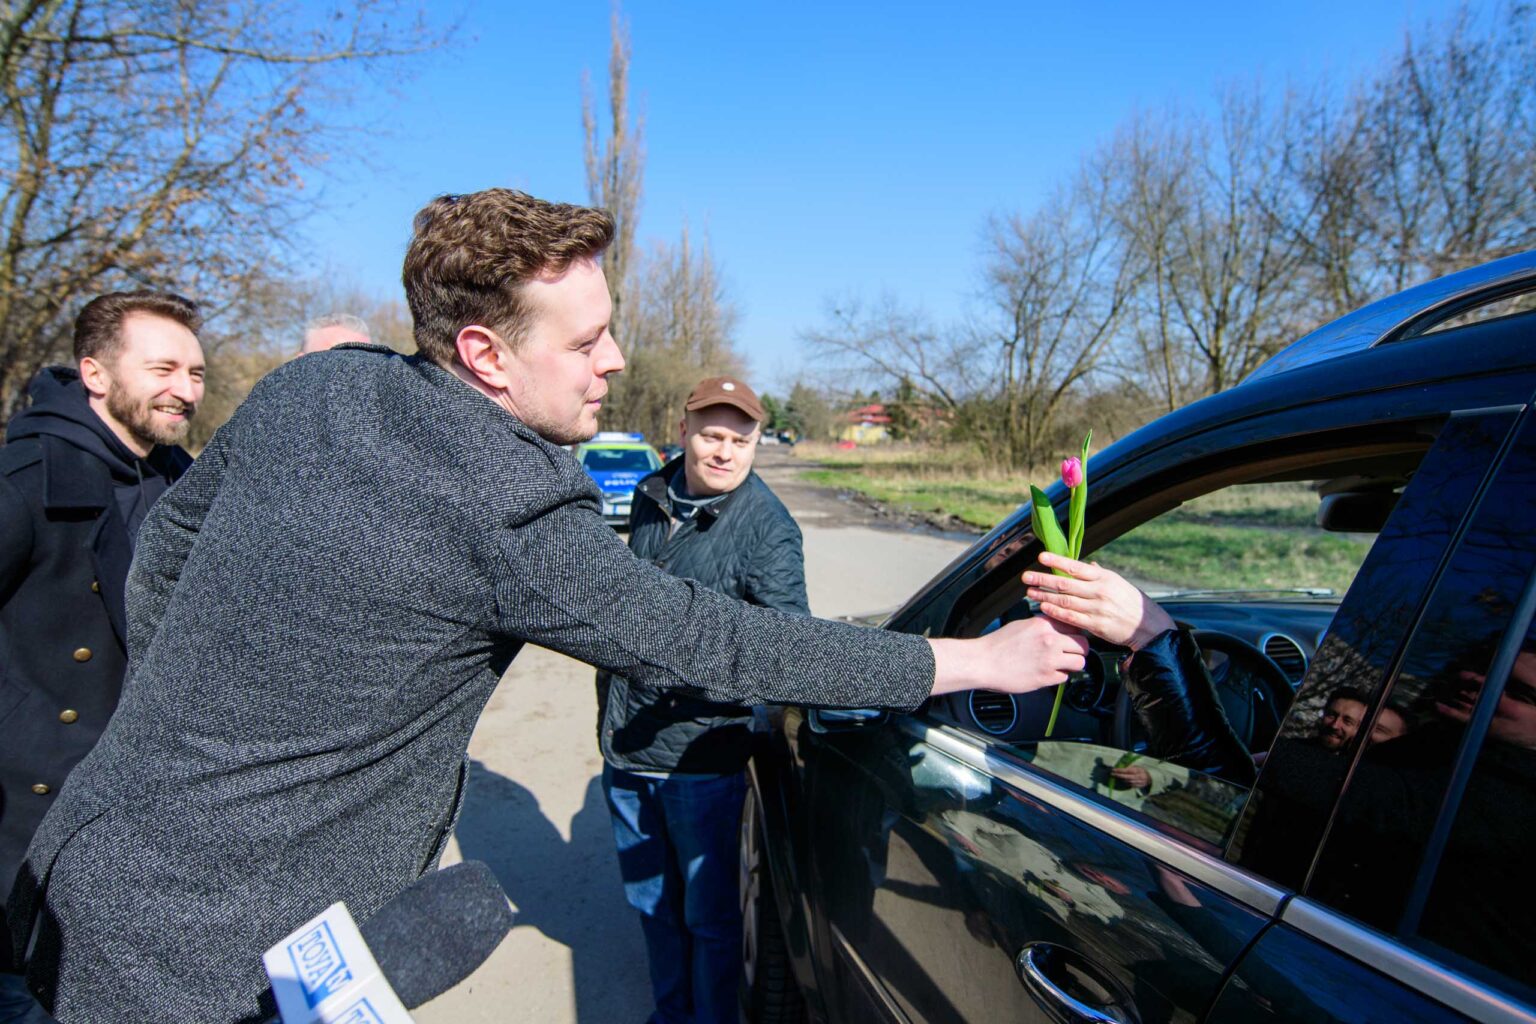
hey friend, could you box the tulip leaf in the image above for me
[1030,485,1071,577]
[1068,431,1091,559]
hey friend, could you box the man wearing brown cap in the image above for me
[596,374,796,1024]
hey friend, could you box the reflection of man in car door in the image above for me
[596,375,805,1024]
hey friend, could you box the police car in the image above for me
[575,432,663,528]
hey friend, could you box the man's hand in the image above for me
[1023,552,1176,650]
[1110,764,1153,791]
[929,615,1089,697]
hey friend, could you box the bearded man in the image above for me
[0,291,204,894]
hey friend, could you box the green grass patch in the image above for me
[795,447,1372,592]
[1100,517,1370,594]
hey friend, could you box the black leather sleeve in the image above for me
[1124,629,1258,787]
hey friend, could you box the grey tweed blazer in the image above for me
[7,346,932,1023]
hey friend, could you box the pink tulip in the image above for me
[1061,457,1084,489]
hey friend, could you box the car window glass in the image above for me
[1100,481,1375,598]
[582,448,655,472]
[1014,741,1250,848]
[1409,608,1536,1003]
[1408,282,1536,338]
[1296,414,1536,973]
[1228,409,1528,893]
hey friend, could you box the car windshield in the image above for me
[582,448,656,472]
[1098,481,1376,601]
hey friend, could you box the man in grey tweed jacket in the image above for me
[7,190,1088,1023]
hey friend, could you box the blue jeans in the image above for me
[603,764,746,1024]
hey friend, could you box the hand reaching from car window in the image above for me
[928,615,1090,697]
[1023,552,1176,650]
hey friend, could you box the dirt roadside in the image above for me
[414,449,971,1024]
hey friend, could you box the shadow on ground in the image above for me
[455,759,652,1023]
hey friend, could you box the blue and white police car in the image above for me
[575,431,663,529]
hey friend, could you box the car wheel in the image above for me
[740,786,808,1024]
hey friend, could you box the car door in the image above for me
[802,712,1273,1024]
[1210,405,1536,1023]
[795,403,1528,1024]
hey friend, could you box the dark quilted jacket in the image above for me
[596,459,809,774]
[6,346,933,1023]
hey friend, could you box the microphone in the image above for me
[359,860,513,1009]
[263,861,514,1023]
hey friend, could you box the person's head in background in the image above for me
[301,313,372,355]
[680,377,763,497]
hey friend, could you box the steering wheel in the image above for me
[1112,630,1294,757]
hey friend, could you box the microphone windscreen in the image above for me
[359,860,514,1009]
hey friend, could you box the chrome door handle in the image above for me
[1015,943,1140,1024]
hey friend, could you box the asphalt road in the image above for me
[415,448,972,1023]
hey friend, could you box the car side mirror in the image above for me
[1317,490,1399,533]
[808,708,889,733]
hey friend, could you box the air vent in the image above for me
[1262,634,1307,684]
[968,691,1018,735]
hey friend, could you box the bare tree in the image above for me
[1361,3,1535,286]
[1268,81,1378,324]
[1103,119,1199,415]
[982,159,1141,464]
[1269,4,1536,317]
[801,294,973,414]
[0,0,434,416]
[601,227,742,441]
[582,4,643,348]
[1121,90,1310,397]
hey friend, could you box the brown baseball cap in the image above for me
[685,375,764,423]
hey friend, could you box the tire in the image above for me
[740,786,809,1024]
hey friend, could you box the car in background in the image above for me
[741,252,1536,1024]
[576,431,662,528]
[658,443,684,464]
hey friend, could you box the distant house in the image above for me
[839,402,892,444]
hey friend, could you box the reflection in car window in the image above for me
[1411,620,1536,1002]
[1227,409,1524,889]
[582,448,657,472]
[1015,741,1249,848]
[1297,415,1536,939]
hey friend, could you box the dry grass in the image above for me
[792,441,1042,529]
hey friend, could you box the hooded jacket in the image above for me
[0,367,191,892]
[595,457,810,774]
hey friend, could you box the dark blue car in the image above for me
[742,252,1536,1024]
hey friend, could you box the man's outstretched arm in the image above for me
[495,497,1087,710]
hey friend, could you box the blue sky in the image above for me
[301,0,1462,394]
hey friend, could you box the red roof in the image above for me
[846,403,892,425]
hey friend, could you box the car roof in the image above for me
[1246,250,1536,384]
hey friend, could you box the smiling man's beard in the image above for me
[106,384,194,450]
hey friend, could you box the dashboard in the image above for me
[934,599,1339,745]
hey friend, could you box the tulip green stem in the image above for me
[1044,684,1066,738]
[1042,431,1092,740]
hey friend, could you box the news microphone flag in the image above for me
[263,902,413,1024]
